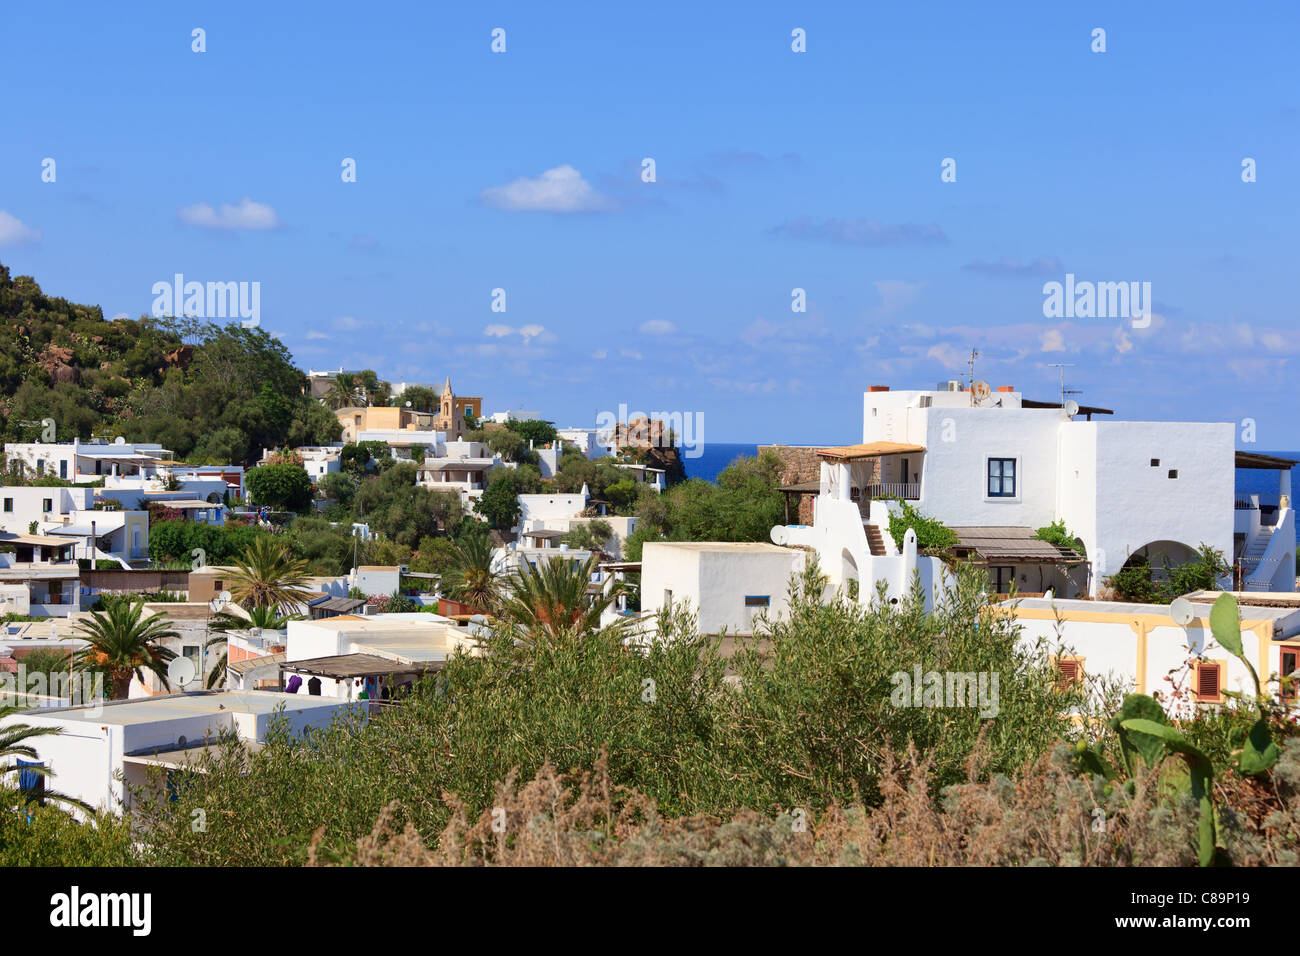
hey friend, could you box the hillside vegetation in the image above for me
[0,263,339,465]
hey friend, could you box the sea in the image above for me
[683,443,1300,498]
[1235,451,1300,506]
[683,442,761,482]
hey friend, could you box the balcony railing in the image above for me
[862,482,921,501]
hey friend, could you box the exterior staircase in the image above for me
[865,523,888,556]
[1242,525,1275,591]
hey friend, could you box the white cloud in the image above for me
[592,349,608,359]
[640,319,677,336]
[306,330,330,341]
[484,323,547,344]
[481,165,613,213]
[1040,329,1065,352]
[620,348,643,360]
[333,316,361,331]
[178,197,280,230]
[0,211,41,246]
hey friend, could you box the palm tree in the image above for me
[0,705,92,813]
[203,605,303,689]
[68,599,178,700]
[441,533,501,613]
[495,554,624,646]
[227,537,311,614]
[324,372,359,409]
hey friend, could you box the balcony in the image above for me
[861,482,921,501]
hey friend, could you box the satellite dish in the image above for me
[1169,597,1195,627]
[113,436,126,445]
[771,526,790,546]
[167,656,197,688]
[219,590,232,604]
[971,380,992,404]
[1064,400,1080,419]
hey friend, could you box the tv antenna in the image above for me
[967,348,980,391]
[1047,363,1081,407]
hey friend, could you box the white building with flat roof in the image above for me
[640,541,806,636]
[1,690,354,817]
[776,384,1283,604]
[4,439,173,483]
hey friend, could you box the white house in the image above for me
[417,439,500,508]
[775,384,1281,605]
[0,485,149,567]
[282,612,473,701]
[557,428,609,460]
[640,542,807,636]
[0,531,82,616]
[0,691,354,817]
[4,439,173,483]
[1004,590,1300,715]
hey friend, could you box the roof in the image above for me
[1002,596,1300,626]
[523,529,564,540]
[142,499,220,510]
[950,526,1085,563]
[1235,451,1300,470]
[1019,399,1114,416]
[282,653,445,679]
[599,561,642,572]
[422,459,494,471]
[642,541,794,554]
[816,441,926,461]
[777,480,821,493]
[0,531,76,548]
[308,595,367,614]
[19,689,345,726]
[226,651,286,676]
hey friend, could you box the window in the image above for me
[1192,660,1223,703]
[2,498,10,513]
[987,458,1016,497]
[744,595,771,608]
[1150,458,1160,467]
[1168,469,1178,479]
[1281,646,1300,703]
[42,498,52,513]
[663,589,672,608]
[59,460,67,478]
[1053,655,1085,691]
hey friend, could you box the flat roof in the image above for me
[1002,596,1300,623]
[643,541,793,554]
[20,689,346,726]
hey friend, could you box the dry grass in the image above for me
[310,736,1300,866]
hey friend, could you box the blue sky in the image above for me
[2,1,1298,444]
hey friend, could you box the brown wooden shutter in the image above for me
[1195,662,1221,701]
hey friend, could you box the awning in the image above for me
[777,480,820,494]
[281,653,444,680]
[1020,399,1114,417]
[227,651,286,677]
[1236,451,1299,470]
[950,526,1086,563]
[307,595,367,614]
[816,442,926,462]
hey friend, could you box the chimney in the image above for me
[867,385,890,393]
[997,385,1014,393]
